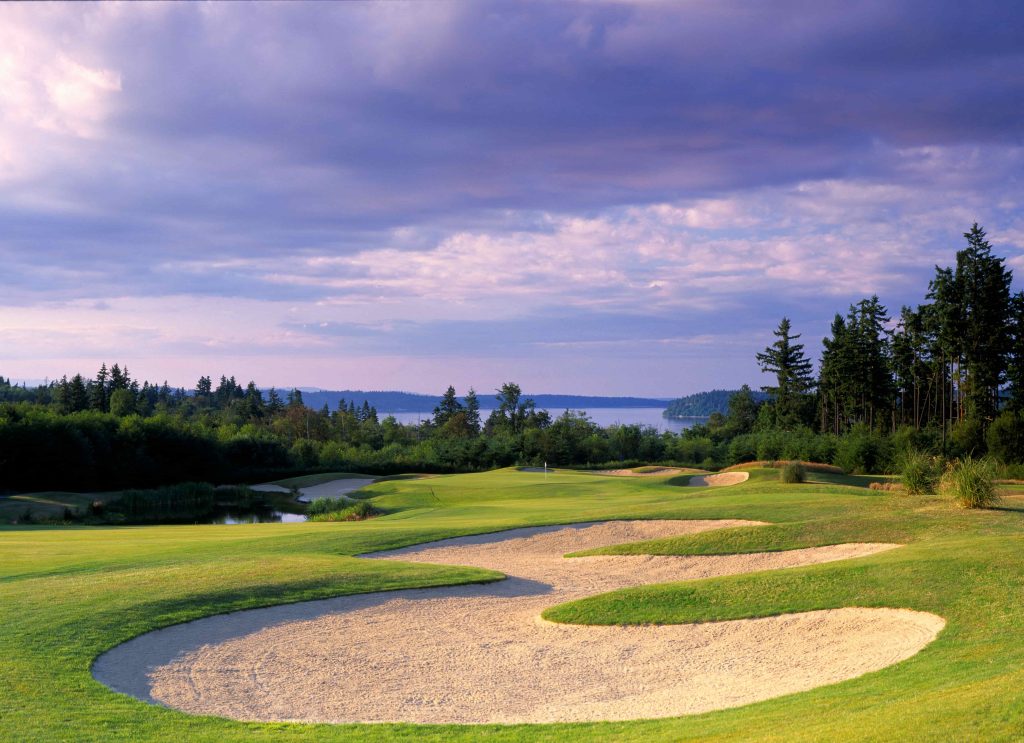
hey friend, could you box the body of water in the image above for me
[382,407,704,434]
[210,510,306,524]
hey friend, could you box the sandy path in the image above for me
[250,478,376,503]
[688,472,750,487]
[93,520,943,725]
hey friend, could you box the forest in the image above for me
[1,224,1021,494]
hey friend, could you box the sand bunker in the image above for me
[93,520,943,724]
[596,467,698,477]
[250,478,376,503]
[688,472,750,487]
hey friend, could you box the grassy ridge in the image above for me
[3,468,1024,740]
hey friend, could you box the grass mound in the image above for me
[939,456,1000,509]
[723,460,843,475]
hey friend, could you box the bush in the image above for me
[780,461,807,483]
[948,417,986,458]
[987,412,1024,464]
[108,482,216,522]
[899,450,942,495]
[306,498,378,522]
[939,456,1000,509]
[834,425,892,474]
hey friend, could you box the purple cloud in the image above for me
[0,1,1022,393]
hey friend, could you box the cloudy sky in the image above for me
[2,1,1022,396]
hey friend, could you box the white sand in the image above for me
[596,467,699,476]
[250,478,376,503]
[92,520,942,724]
[688,472,750,487]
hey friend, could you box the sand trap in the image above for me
[93,520,942,724]
[596,467,698,477]
[250,478,376,504]
[688,472,750,487]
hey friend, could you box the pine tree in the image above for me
[433,386,463,427]
[927,224,1013,428]
[68,374,89,413]
[1008,293,1024,413]
[464,387,481,434]
[90,363,110,412]
[756,318,815,429]
[195,376,212,397]
[266,387,284,416]
[244,381,265,420]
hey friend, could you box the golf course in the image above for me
[3,466,1024,741]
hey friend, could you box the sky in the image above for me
[1,1,1023,396]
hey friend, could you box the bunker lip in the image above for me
[688,471,750,487]
[92,521,943,725]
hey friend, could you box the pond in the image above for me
[207,509,307,524]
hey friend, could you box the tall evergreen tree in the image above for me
[433,386,463,427]
[266,387,284,415]
[90,363,110,412]
[927,223,1013,426]
[195,376,212,397]
[464,387,481,434]
[756,317,815,429]
[1007,292,1024,413]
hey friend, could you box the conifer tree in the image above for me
[756,318,815,429]
[464,387,481,434]
[433,386,463,427]
[90,363,110,412]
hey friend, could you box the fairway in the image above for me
[4,467,1024,741]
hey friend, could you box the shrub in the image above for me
[108,482,217,522]
[987,412,1024,464]
[306,498,379,522]
[834,425,892,474]
[727,434,758,465]
[899,450,942,495]
[780,461,807,483]
[939,456,1000,509]
[949,418,987,458]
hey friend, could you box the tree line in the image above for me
[2,223,1022,493]
[745,223,1024,462]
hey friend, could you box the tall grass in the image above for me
[939,456,1000,509]
[780,462,807,484]
[899,451,942,495]
[306,498,379,522]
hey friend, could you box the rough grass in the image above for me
[899,451,942,495]
[4,467,1024,741]
[780,462,807,484]
[306,499,379,522]
[869,482,905,492]
[939,457,1000,509]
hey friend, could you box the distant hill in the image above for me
[285,389,671,413]
[663,388,767,419]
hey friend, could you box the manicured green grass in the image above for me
[3,466,1024,741]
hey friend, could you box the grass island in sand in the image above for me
[5,465,1024,740]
